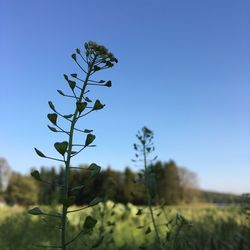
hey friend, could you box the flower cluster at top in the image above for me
[84,41,118,64]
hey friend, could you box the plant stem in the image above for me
[142,135,162,249]
[61,57,96,250]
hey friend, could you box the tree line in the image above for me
[0,160,241,206]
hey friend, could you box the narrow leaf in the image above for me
[71,184,85,191]
[83,129,93,133]
[34,148,46,158]
[63,114,73,119]
[48,101,56,111]
[57,90,65,96]
[71,73,77,78]
[28,207,44,216]
[85,97,92,102]
[48,125,58,132]
[63,74,69,81]
[89,197,103,207]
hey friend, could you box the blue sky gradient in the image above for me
[1,0,249,193]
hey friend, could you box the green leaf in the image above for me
[136,209,143,216]
[28,207,44,216]
[68,80,76,90]
[71,73,77,78]
[106,61,114,67]
[76,48,80,54]
[83,216,97,230]
[88,163,101,176]
[93,65,101,72]
[92,100,105,111]
[76,101,87,113]
[47,113,58,125]
[85,134,96,146]
[72,53,76,60]
[105,80,112,87]
[34,148,46,158]
[47,125,58,132]
[71,184,85,191]
[63,114,73,119]
[48,101,56,111]
[54,141,68,156]
[83,129,93,133]
[63,74,69,81]
[91,236,104,249]
[85,97,92,102]
[62,196,75,207]
[31,170,41,181]
[145,227,151,234]
[57,90,65,96]
[89,197,103,207]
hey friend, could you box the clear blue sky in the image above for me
[1,0,249,194]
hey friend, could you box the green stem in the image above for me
[143,137,162,249]
[61,57,96,250]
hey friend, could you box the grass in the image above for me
[0,202,249,250]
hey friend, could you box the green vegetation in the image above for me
[133,127,163,249]
[1,163,242,207]
[0,204,249,250]
[1,41,247,250]
[29,41,118,249]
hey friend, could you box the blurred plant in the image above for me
[132,127,163,249]
[29,41,118,250]
[133,127,192,250]
[96,200,116,249]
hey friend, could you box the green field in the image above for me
[0,203,249,250]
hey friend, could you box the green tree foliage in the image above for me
[162,160,181,204]
[5,173,38,206]
[2,163,241,206]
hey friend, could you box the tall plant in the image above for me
[133,127,191,250]
[133,127,163,248]
[29,41,118,249]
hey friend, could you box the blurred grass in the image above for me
[0,202,249,250]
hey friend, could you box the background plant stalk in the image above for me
[142,133,163,250]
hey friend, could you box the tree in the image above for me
[178,167,200,203]
[5,173,38,206]
[162,160,181,204]
[0,157,12,192]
